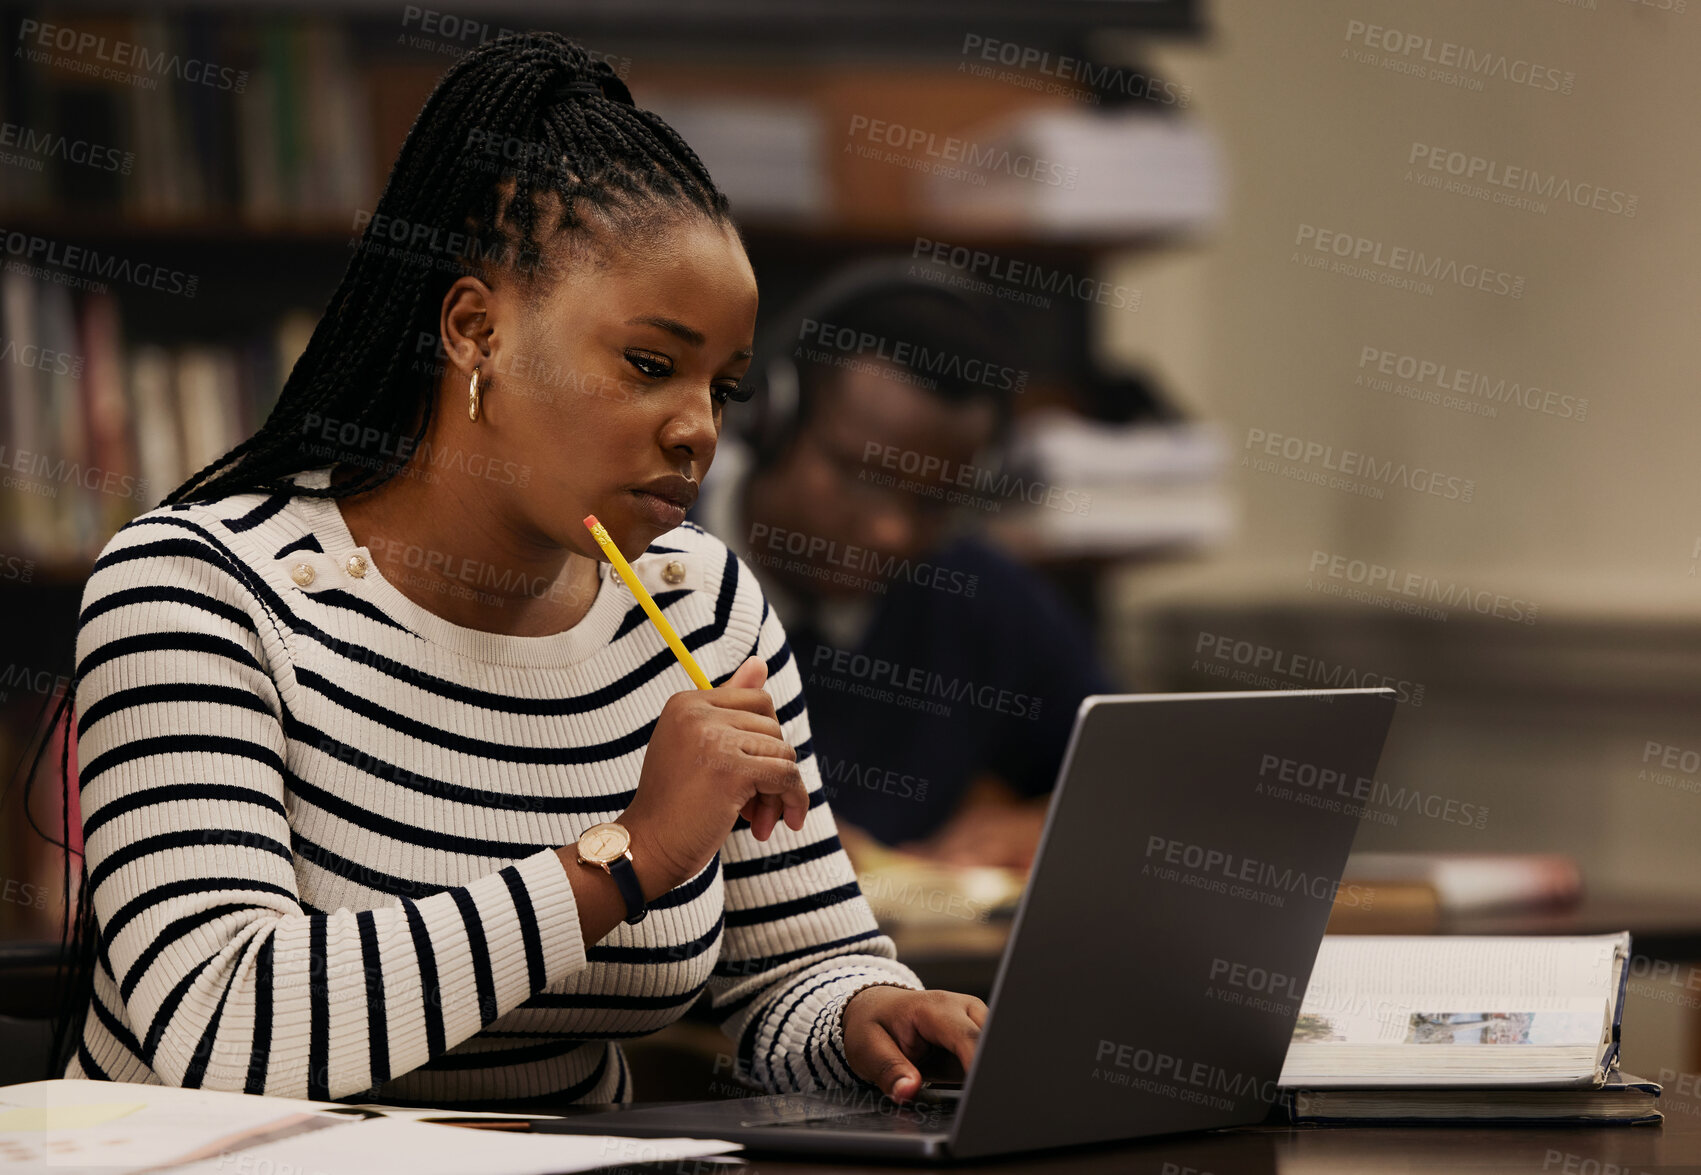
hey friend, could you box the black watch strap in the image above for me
[607,854,647,924]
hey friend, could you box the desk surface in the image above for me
[664,1109,1699,1174]
[1449,893,1701,955]
[888,891,1701,996]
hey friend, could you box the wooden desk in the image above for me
[588,1107,1693,1173]
[1447,893,1701,957]
[888,892,1701,995]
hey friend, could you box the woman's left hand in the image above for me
[841,986,988,1103]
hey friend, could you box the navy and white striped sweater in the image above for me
[65,464,920,1106]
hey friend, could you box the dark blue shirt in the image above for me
[774,535,1118,846]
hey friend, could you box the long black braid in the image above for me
[27,29,738,1078]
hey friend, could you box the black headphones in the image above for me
[732,254,1023,475]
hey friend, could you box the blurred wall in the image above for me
[1105,0,1700,599]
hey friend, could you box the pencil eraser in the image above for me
[583,514,599,529]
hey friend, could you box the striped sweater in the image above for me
[64,464,921,1106]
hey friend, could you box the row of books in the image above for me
[644,87,1224,237]
[0,270,306,565]
[3,3,1223,240]
[3,12,371,224]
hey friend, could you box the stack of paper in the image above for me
[0,1080,741,1174]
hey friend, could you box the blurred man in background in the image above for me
[690,260,1115,870]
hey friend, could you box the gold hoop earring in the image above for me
[468,365,483,422]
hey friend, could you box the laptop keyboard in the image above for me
[733,1091,955,1132]
[783,1107,950,1133]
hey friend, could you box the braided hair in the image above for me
[29,30,738,1077]
[169,29,736,505]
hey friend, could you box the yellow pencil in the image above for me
[583,514,714,691]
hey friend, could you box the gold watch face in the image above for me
[578,821,631,864]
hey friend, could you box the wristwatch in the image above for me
[576,821,647,924]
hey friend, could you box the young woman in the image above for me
[53,32,984,1108]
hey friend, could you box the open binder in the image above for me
[1277,932,1658,1125]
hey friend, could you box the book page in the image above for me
[1293,1000,1609,1047]
[1299,934,1622,1025]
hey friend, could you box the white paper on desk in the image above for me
[169,1118,743,1175]
[0,1079,355,1173]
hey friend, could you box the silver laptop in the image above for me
[539,688,1398,1160]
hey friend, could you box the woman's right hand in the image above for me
[618,655,810,898]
